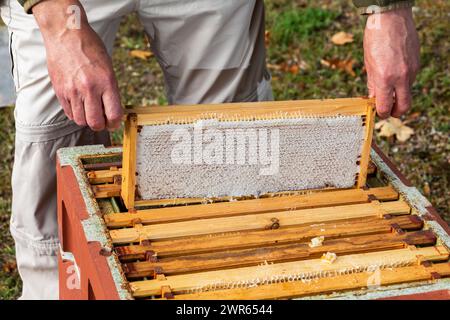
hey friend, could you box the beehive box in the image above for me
[56,99,450,300]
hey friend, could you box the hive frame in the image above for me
[121,98,376,209]
[55,143,450,300]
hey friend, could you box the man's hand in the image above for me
[33,0,122,131]
[364,7,420,119]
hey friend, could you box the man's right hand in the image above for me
[32,0,123,131]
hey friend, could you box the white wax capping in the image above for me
[135,116,365,200]
[309,236,325,248]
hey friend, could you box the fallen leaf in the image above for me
[423,182,431,196]
[265,30,271,47]
[267,63,283,71]
[375,118,415,142]
[2,261,17,273]
[130,50,153,60]
[405,111,421,124]
[288,64,299,75]
[298,60,310,71]
[267,61,308,74]
[331,31,354,45]
[321,58,356,77]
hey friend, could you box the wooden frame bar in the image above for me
[121,98,376,209]
[105,186,397,228]
[109,200,410,244]
[88,168,122,184]
[169,263,450,300]
[129,246,449,297]
[126,98,374,125]
[123,230,436,279]
[121,114,138,208]
[357,102,376,187]
[115,215,424,261]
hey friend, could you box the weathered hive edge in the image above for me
[370,146,450,246]
[298,146,450,300]
[57,144,450,300]
[57,145,132,300]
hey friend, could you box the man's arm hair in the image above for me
[353,0,415,14]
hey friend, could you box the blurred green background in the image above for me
[0,0,448,299]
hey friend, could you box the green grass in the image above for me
[273,7,338,46]
[0,0,449,299]
[0,107,20,299]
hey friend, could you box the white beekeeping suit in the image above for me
[0,0,272,300]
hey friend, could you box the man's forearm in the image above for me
[32,0,88,38]
[30,0,123,131]
[363,7,420,118]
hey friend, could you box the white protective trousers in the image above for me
[0,0,272,299]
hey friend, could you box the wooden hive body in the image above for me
[56,99,450,300]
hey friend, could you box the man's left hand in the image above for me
[364,7,420,119]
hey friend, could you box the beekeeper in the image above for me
[0,0,419,299]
